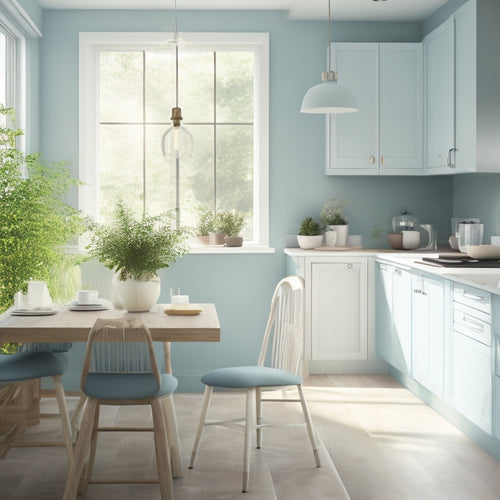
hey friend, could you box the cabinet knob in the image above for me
[347,263,353,269]
[369,155,375,164]
[381,155,385,165]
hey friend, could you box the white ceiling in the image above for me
[37,0,451,22]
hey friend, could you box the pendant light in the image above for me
[300,0,358,114]
[161,0,193,228]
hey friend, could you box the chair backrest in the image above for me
[80,317,161,392]
[257,276,305,376]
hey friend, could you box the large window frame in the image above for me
[79,32,271,252]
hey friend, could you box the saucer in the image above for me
[68,300,109,311]
[11,308,58,316]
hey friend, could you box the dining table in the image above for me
[0,301,221,477]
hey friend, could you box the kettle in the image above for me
[418,224,437,251]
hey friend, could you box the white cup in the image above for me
[77,290,99,305]
[402,230,420,250]
[171,295,189,305]
[28,281,52,309]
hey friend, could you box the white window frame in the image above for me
[79,32,271,252]
[0,7,27,148]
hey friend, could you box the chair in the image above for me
[0,342,73,460]
[63,317,178,500]
[189,275,321,493]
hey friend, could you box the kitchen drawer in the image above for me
[453,301,491,346]
[453,283,491,315]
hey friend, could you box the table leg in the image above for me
[163,342,172,375]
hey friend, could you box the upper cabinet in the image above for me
[424,16,455,173]
[424,0,500,174]
[326,43,423,176]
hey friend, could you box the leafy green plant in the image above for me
[196,206,218,236]
[320,198,350,225]
[86,202,192,281]
[298,217,322,236]
[0,107,84,314]
[218,210,246,237]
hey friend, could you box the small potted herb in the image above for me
[320,198,350,246]
[218,211,246,247]
[297,217,323,249]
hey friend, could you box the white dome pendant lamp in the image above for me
[300,0,358,114]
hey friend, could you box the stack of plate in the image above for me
[68,300,109,311]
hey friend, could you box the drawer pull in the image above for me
[462,291,484,302]
[462,315,485,332]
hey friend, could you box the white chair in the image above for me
[189,275,321,493]
[0,342,73,461]
[63,318,177,500]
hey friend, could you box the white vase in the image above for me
[324,230,337,247]
[114,275,161,312]
[297,235,323,249]
[329,224,349,247]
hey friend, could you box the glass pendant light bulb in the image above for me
[161,107,194,160]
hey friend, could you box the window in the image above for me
[0,22,16,111]
[80,33,269,249]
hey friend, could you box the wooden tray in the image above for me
[163,305,202,316]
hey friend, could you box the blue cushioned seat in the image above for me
[84,372,178,400]
[202,366,302,389]
[0,351,68,382]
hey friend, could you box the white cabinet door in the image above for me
[375,262,412,373]
[424,16,455,173]
[412,274,447,397]
[392,267,412,372]
[327,43,379,174]
[311,260,368,360]
[450,331,492,433]
[379,44,423,174]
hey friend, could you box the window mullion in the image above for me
[213,50,217,213]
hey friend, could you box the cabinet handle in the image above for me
[447,148,458,169]
[381,155,385,165]
[347,263,353,269]
[462,315,485,332]
[462,291,484,302]
[369,155,375,164]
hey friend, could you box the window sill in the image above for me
[189,245,275,254]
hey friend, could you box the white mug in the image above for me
[77,290,99,305]
[402,230,420,250]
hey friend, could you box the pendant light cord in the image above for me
[327,0,331,74]
[175,44,179,107]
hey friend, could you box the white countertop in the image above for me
[284,248,500,296]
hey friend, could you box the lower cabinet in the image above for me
[310,260,368,360]
[450,331,492,433]
[411,273,448,398]
[375,261,412,372]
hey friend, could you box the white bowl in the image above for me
[467,244,500,260]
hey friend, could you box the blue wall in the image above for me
[37,8,458,391]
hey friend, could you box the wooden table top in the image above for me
[0,303,220,343]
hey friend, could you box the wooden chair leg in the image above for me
[189,385,213,469]
[63,398,98,500]
[297,384,321,467]
[151,398,174,500]
[70,394,87,441]
[256,387,262,449]
[52,375,73,462]
[78,403,100,495]
[162,394,183,477]
[243,387,256,493]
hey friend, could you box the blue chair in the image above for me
[189,276,321,493]
[0,342,73,460]
[63,317,178,500]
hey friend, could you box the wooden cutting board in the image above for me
[163,305,202,316]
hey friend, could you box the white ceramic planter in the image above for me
[328,224,349,247]
[114,276,161,312]
[297,234,323,249]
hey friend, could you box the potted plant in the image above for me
[196,206,217,245]
[297,217,323,249]
[0,107,84,355]
[320,198,351,247]
[218,211,246,247]
[86,201,191,312]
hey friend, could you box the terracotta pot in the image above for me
[224,236,243,247]
[208,232,226,245]
[197,235,210,245]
